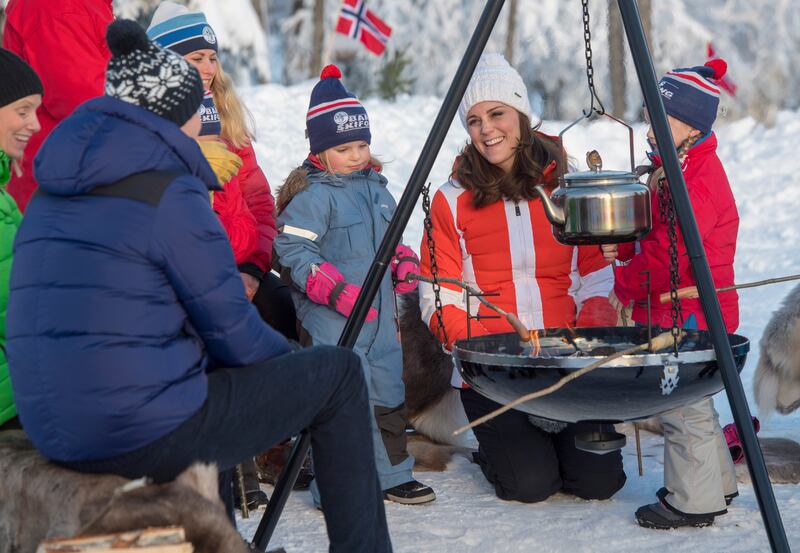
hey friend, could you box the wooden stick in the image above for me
[634,423,644,477]
[658,273,800,304]
[37,527,192,552]
[453,331,680,436]
[235,464,249,519]
[406,273,531,341]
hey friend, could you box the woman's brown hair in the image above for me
[454,114,566,208]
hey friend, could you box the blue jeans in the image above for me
[62,346,392,553]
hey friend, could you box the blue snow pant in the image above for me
[60,346,392,553]
[305,329,414,497]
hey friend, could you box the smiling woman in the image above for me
[417,52,626,506]
[0,47,42,432]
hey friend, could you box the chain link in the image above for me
[581,0,605,116]
[657,175,682,356]
[422,183,449,347]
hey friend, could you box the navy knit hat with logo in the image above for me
[105,19,204,127]
[658,59,727,134]
[198,90,221,136]
[306,65,370,155]
[146,1,218,56]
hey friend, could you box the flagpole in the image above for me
[251,1,506,549]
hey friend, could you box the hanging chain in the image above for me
[422,183,449,347]
[657,175,682,356]
[581,0,606,117]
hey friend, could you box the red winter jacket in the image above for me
[614,133,739,332]
[233,143,277,274]
[3,0,113,212]
[211,142,276,273]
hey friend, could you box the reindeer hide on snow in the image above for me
[0,430,249,553]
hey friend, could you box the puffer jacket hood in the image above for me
[34,95,218,197]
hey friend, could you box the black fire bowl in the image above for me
[452,326,749,425]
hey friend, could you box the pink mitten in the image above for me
[333,283,378,321]
[306,262,343,304]
[391,244,419,294]
[306,262,377,321]
[723,416,761,464]
[576,296,618,327]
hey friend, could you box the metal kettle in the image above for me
[533,114,651,246]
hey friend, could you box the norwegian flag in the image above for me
[335,0,392,56]
[706,42,737,97]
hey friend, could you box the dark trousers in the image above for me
[253,271,299,341]
[0,416,22,432]
[461,388,626,503]
[62,346,392,553]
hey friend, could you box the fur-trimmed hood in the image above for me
[276,156,386,215]
[276,164,310,215]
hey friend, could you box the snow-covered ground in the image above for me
[238,82,800,552]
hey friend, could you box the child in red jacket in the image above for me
[603,59,740,529]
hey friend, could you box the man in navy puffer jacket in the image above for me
[6,20,391,553]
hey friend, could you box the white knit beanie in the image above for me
[458,53,532,129]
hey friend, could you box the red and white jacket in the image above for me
[419,162,617,387]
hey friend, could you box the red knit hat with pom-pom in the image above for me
[305,64,370,154]
[657,58,727,134]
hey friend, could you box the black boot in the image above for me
[384,479,436,505]
[636,494,715,530]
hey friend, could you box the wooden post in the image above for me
[310,0,326,78]
[504,0,518,64]
[37,527,192,553]
[607,1,626,117]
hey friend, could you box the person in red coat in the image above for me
[2,0,113,211]
[419,53,626,505]
[603,59,740,530]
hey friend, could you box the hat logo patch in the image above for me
[203,26,217,44]
[333,111,349,125]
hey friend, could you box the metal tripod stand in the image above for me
[252,2,789,551]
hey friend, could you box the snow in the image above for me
[237,81,800,552]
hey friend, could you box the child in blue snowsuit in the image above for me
[274,65,435,505]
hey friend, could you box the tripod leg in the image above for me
[252,432,311,551]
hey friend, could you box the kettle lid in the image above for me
[561,169,640,187]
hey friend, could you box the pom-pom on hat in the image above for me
[105,19,204,127]
[657,59,727,134]
[458,53,532,130]
[146,0,218,56]
[0,48,43,109]
[306,64,371,155]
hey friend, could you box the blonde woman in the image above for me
[147,3,294,512]
[147,3,289,329]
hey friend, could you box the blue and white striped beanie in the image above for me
[146,1,218,56]
[658,59,726,134]
[306,65,370,155]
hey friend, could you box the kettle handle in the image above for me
[558,111,635,173]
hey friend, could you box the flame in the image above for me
[529,329,541,357]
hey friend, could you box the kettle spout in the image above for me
[534,185,565,226]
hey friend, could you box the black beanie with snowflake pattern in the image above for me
[104,19,203,127]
